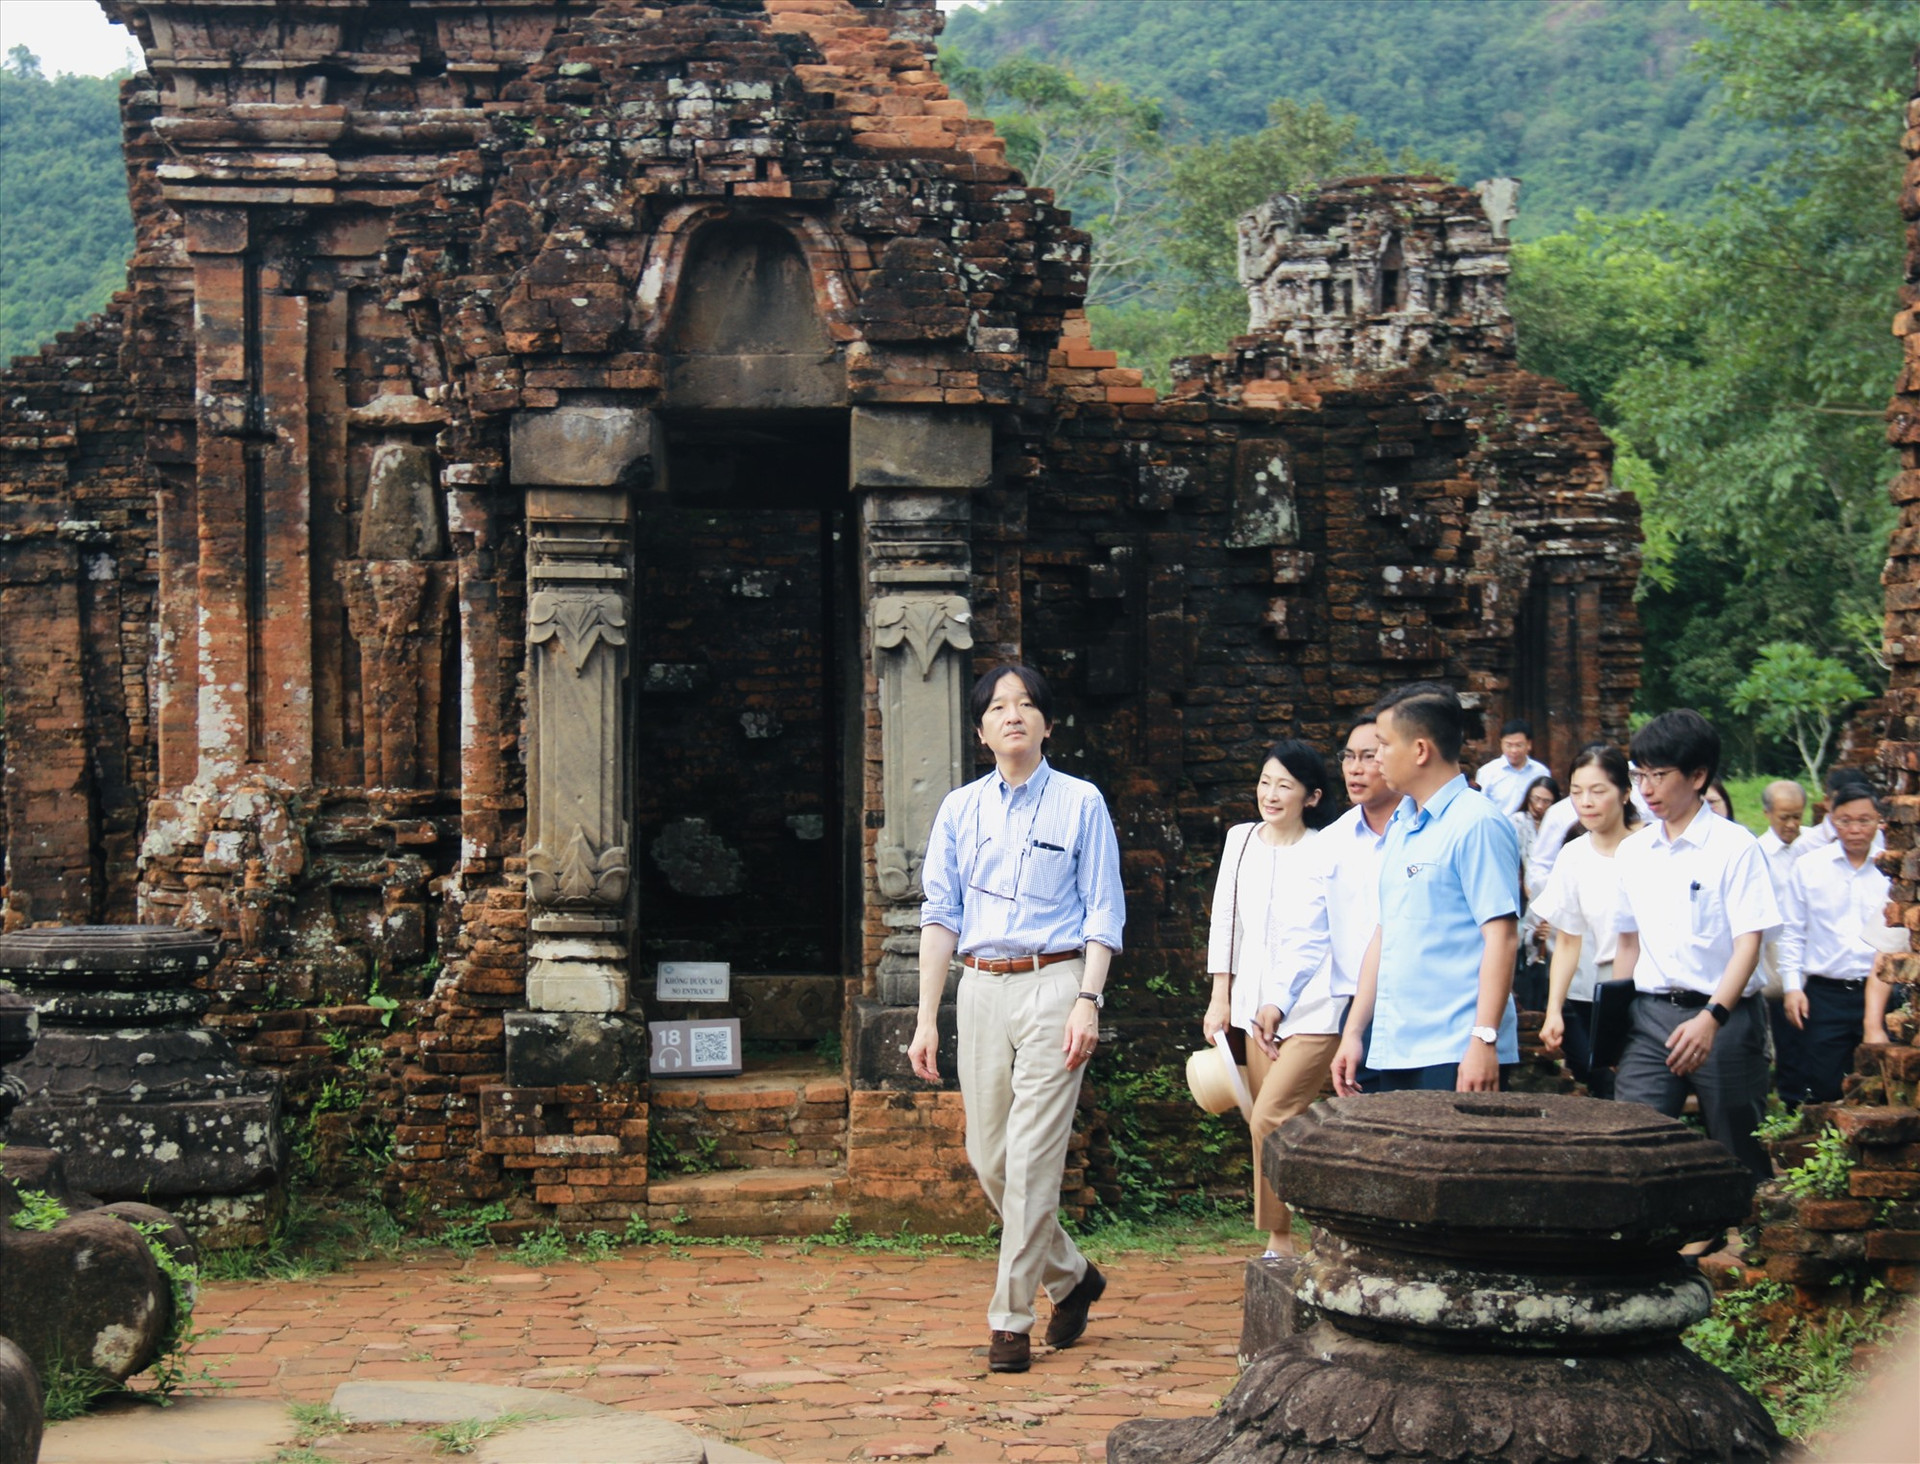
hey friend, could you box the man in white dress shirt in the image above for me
[1613,710,1778,1180]
[1475,718,1552,814]
[1756,779,1809,1098]
[1272,715,1402,1091]
[1775,787,1895,1104]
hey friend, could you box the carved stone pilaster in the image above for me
[872,593,972,905]
[338,559,457,790]
[516,406,651,1016]
[853,408,988,1006]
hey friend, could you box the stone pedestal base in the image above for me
[504,1011,646,1086]
[526,938,629,1012]
[1111,1321,1780,1464]
[848,997,956,1089]
[1239,1254,1316,1364]
[167,1188,282,1250]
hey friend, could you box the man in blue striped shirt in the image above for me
[909,664,1125,1374]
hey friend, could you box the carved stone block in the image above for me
[851,407,991,491]
[1227,441,1298,548]
[512,405,656,488]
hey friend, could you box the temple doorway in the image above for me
[632,412,857,977]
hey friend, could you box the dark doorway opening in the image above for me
[632,411,853,975]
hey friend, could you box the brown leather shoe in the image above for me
[988,1329,1031,1372]
[1044,1262,1106,1349]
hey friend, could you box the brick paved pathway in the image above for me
[185,1244,1251,1462]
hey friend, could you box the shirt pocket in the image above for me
[1687,881,1724,942]
[1022,840,1077,908]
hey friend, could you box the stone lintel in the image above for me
[850,407,991,492]
[525,486,631,525]
[512,406,656,489]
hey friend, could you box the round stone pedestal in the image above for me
[1109,1092,1782,1463]
[0,926,285,1244]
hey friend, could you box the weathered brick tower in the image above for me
[0,0,1640,1230]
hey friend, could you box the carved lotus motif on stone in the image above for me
[528,590,628,674]
[872,594,973,681]
[528,828,631,908]
[875,843,922,902]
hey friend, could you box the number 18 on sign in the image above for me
[649,1019,742,1076]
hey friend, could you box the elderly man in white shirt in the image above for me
[1613,711,1778,1180]
[1475,717,1552,815]
[1775,787,1897,1104]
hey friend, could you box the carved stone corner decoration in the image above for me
[527,826,631,909]
[872,593,972,682]
[528,588,628,674]
[871,591,972,917]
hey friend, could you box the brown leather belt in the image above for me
[962,950,1083,974]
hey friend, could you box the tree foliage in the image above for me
[1508,0,1914,767]
[943,0,1776,238]
[1729,643,1869,788]
[0,48,132,362]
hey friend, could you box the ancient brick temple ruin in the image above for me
[0,0,1640,1229]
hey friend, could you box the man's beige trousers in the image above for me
[956,957,1092,1334]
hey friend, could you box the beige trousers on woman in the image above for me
[1245,1032,1341,1235]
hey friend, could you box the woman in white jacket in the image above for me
[1202,740,1339,1257]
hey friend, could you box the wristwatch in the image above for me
[1470,1025,1499,1046]
[1706,1002,1731,1027]
[1077,990,1104,1009]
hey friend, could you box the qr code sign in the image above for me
[690,1026,734,1068]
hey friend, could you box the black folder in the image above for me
[1589,977,1637,1070]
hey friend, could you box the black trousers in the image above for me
[1768,995,1811,1103]
[1797,977,1867,1105]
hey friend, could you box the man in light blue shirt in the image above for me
[1333,682,1520,1094]
[908,664,1124,1374]
[1475,717,1553,814]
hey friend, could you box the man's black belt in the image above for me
[1805,974,1865,989]
[1647,990,1710,1009]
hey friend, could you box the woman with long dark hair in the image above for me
[1533,745,1639,1093]
[1203,740,1340,1257]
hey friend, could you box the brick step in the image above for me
[645,1165,850,1237]
[651,1057,848,1172]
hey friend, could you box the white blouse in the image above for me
[1205,823,1340,1037]
[1530,832,1623,1003]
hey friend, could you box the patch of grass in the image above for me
[435,1201,509,1257]
[511,1226,570,1267]
[800,1212,997,1258]
[423,1410,543,1455]
[39,1354,114,1422]
[1753,1093,1805,1143]
[1684,1279,1904,1440]
[198,1194,417,1281]
[273,1451,336,1464]
[288,1401,347,1443]
[1068,1200,1264,1261]
[129,1218,226,1405]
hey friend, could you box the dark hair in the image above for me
[1707,780,1734,820]
[1566,744,1640,827]
[969,663,1053,730]
[1264,740,1337,831]
[1830,784,1885,818]
[1521,775,1559,808]
[1345,713,1377,742]
[1629,709,1720,786]
[1500,718,1533,739]
[1374,681,1465,764]
[1829,772,1878,802]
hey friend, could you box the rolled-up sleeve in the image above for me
[919,788,966,935]
[1077,790,1126,953]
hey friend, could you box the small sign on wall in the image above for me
[657,961,730,1002]
[649,1018,742,1076]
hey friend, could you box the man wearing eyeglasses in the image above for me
[1774,787,1897,1104]
[909,663,1124,1375]
[1612,709,1778,1179]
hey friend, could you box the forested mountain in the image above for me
[943,0,1776,237]
[0,50,132,362]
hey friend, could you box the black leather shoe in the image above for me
[1044,1262,1106,1349]
[988,1329,1031,1372]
